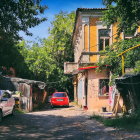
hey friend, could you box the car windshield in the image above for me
[0,90,3,96]
[53,93,66,97]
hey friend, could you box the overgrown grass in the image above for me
[90,112,140,131]
[15,108,26,114]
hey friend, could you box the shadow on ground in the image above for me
[0,107,140,140]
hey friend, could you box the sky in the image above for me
[20,0,105,42]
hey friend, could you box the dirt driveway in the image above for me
[0,105,140,140]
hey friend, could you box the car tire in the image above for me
[0,110,3,122]
[66,105,69,108]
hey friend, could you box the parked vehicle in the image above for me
[12,91,20,108]
[0,90,15,122]
[50,92,69,108]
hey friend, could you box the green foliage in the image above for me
[91,112,140,130]
[18,11,75,97]
[0,0,47,40]
[100,37,140,76]
[49,11,75,63]
[0,0,47,78]
[134,60,140,73]
[0,38,33,79]
[102,0,140,35]
[0,2,74,98]
[90,114,104,122]
[15,108,26,114]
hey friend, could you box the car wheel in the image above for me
[0,111,3,122]
[65,104,69,108]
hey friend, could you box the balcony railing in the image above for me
[64,51,106,74]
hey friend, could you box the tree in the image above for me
[49,11,75,63]
[18,11,75,98]
[0,39,34,78]
[102,0,140,35]
[100,37,140,76]
[0,0,47,40]
[0,0,47,77]
[45,11,75,96]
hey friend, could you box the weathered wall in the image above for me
[87,69,111,112]
[84,24,88,51]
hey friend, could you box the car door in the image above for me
[1,92,11,115]
[8,94,15,113]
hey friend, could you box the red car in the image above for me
[50,92,69,108]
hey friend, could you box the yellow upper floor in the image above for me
[73,8,140,64]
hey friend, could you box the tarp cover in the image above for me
[115,74,140,111]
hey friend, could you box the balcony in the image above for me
[64,51,106,75]
[64,62,78,74]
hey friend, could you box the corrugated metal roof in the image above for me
[0,76,46,90]
[1,76,46,85]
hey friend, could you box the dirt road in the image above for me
[0,105,140,140]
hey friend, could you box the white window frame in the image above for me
[96,21,112,61]
[98,29,111,51]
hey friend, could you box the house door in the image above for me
[85,78,88,106]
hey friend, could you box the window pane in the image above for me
[99,29,110,37]
[105,38,109,47]
[0,90,3,96]
[3,92,11,98]
[99,39,104,51]
[99,79,109,96]
[99,29,110,51]
[53,93,66,97]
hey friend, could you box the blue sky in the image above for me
[20,0,105,41]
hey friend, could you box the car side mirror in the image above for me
[1,98,8,101]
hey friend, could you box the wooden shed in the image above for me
[0,76,47,112]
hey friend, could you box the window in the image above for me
[99,29,110,51]
[99,79,109,96]
[3,92,11,98]
[53,93,67,97]
[0,90,2,96]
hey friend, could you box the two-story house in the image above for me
[64,8,140,113]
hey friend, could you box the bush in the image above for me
[134,60,140,73]
[91,112,140,131]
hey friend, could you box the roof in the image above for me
[116,73,140,80]
[0,76,46,90]
[77,8,107,12]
